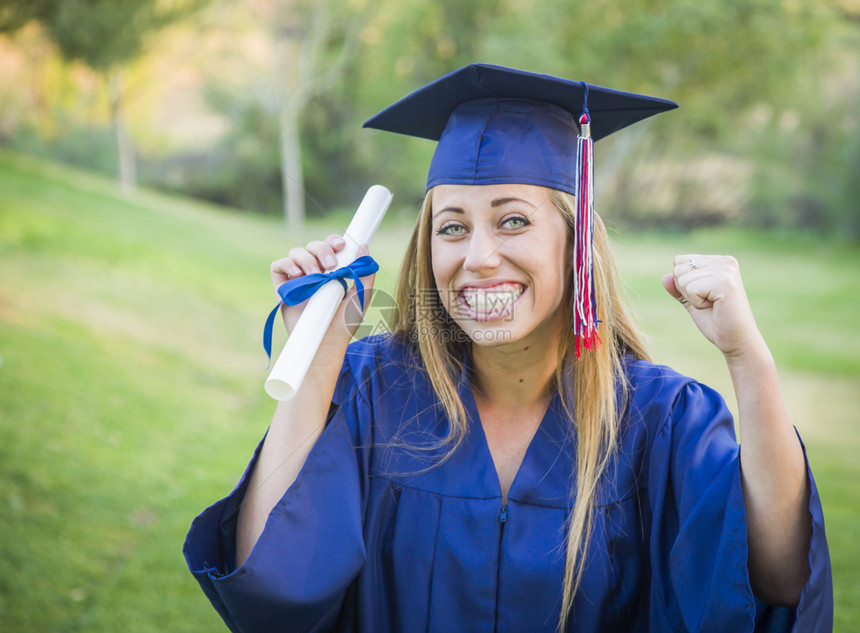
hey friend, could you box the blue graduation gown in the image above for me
[184,334,832,632]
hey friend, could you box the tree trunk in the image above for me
[268,1,358,228]
[279,98,305,228]
[108,70,137,194]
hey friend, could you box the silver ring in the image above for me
[678,297,689,305]
[688,257,698,270]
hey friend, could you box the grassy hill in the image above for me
[1,148,858,630]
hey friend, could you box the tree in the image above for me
[473,0,836,226]
[1,0,203,193]
[272,1,358,227]
[0,0,53,33]
[245,0,360,227]
[335,0,505,206]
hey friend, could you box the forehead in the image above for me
[431,184,552,214]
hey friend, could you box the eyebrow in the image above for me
[434,206,464,217]
[433,197,537,218]
[490,196,536,208]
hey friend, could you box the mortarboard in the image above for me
[363,63,678,355]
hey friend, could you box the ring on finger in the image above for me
[678,297,689,305]
[688,257,698,270]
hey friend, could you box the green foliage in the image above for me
[744,17,860,237]
[329,0,508,204]
[3,120,117,176]
[835,127,860,237]
[20,0,203,72]
[302,92,377,211]
[0,0,55,33]
[0,0,857,233]
[481,0,827,130]
[475,0,847,231]
[142,92,285,216]
[47,0,156,71]
[283,0,855,228]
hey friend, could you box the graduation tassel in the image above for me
[573,85,600,359]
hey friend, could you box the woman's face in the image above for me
[430,184,570,348]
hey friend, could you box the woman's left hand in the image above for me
[666,255,813,605]
[662,255,764,359]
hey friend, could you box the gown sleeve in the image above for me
[182,357,373,633]
[647,380,833,633]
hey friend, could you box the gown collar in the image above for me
[451,349,576,508]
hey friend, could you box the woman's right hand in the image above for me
[240,236,374,567]
[270,234,375,344]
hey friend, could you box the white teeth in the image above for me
[462,285,524,315]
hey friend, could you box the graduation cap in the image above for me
[363,63,678,356]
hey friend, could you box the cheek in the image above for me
[542,237,571,300]
[430,247,443,289]
[430,244,456,304]
[431,241,457,285]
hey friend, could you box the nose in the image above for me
[464,226,503,273]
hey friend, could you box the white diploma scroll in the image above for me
[264,185,393,400]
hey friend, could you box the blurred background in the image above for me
[0,0,858,631]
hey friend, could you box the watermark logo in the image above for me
[345,287,399,339]
[345,288,515,344]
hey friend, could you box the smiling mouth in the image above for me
[457,283,525,321]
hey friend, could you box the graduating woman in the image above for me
[184,64,832,632]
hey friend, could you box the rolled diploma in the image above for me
[264,184,393,400]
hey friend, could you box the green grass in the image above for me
[1,147,858,630]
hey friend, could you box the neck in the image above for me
[470,330,561,411]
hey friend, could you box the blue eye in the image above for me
[436,222,466,236]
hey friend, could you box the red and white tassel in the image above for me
[573,110,600,358]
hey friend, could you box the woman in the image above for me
[185,64,831,632]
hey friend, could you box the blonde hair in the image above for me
[392,187,650,630]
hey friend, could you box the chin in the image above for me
[457,309,565,350]
[458,321,524,348]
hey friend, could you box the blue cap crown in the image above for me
[363,63,678,194]
[428,97,579,194]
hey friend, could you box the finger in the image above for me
[673,254,707,278]
[287,246,324,275]
[662,272,681,299]
[326,234,346,253]
[670,255,716,309]
[674,254,742,306]
[305,240,339,271]
[672,255,721,302]
[270,257,303,281]
[663,271,695,309]
[681,277,716,310]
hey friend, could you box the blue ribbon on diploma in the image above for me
[263,255,379,362]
